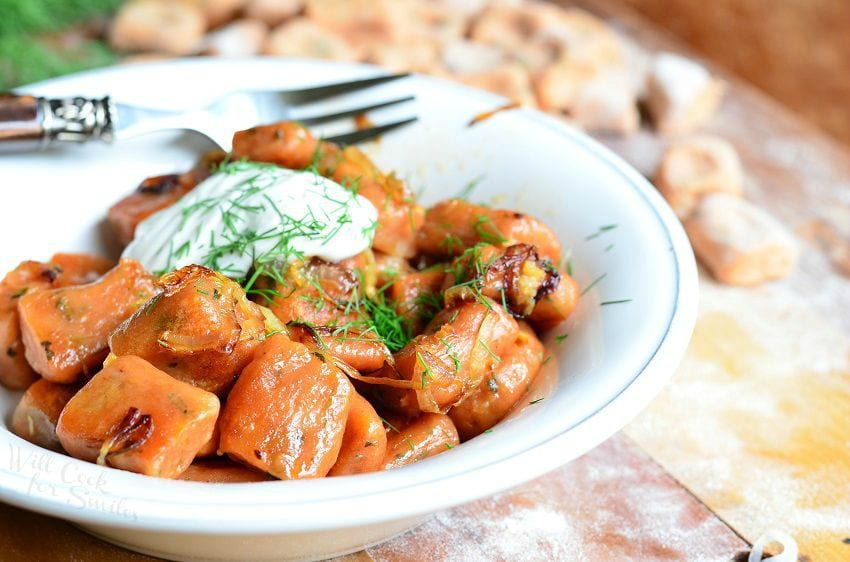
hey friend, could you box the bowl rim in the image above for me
[0,57,698,534]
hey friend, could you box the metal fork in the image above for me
[0,73,416,153]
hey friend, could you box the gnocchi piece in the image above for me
[202,19,268,57]
[444,243,578,330]
[645,52,725,135]
[389,268,446,330]
[12,379,80,451]
[470,1,557,52]
[328,391,388,476]
[447,243,560,318]
[109,149,224,247]
[450,322,543,440]
[108,174,196,246]
[258,258,360,327]
[17,259,158,384]
[535,61,638,134]
[536,7,624,66]
[417,199,561,263]
[244,0,303,27]
[528,272,580,332]
[383,413,459,470]
[264,17,359,60]
[56,355,220,478]
[110,265,266,396]
[288,324,392,374]
[195,0,247,28]
[195,415,222,458]
[366,37,442,74]
[384,292,518,414]
[231,121,319,170]
[303,0,397,45]
[179,459,271,483]
[0,254,114,389]
[442,40,506,76]
[218,334,353,479]
[372,251,415,287]
[654,135,744,218]
[457,63,538,108]
[108,0,206,55]
[685,193,799,286]
[325,145,425,258]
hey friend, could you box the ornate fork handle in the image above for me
[0,94,115,152]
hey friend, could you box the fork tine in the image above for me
[323,117,418,145]
[295,95,415,126]
[283,73,410,105]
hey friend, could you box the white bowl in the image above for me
[0,59,697,561]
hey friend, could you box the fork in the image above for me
[0,73,416,153]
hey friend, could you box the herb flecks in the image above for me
[580,273,607,296]
[456,175,486,200]
[600,299,632,306]
[585,224,618,241]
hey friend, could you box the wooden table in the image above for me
[3,1,849,560]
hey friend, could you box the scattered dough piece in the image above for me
[471,0,561,51]
[457,63,537,108]
[202,19,268,57]
[645,52,725,134]
[535,59,638,134]
[442,40,506,75]
[109,0,207,55]
[402,2,467,44]
[303,0,398,45]
[654,135,744,218]
[120,53,176,64]
[535,59,594,111]
[426,0,490,20]
[245,0,303,27]
[264,17,358,60]
[537,7,624,66]
[367,38,442,73]
[569,69,639,134]
[685,193,799,286]
[194,0,247,28]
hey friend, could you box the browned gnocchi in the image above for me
[4,120,578,482]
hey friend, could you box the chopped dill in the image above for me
[381,417,400,433]
[600,299,632,306]
[473,215,507,245]
[555,333,569,344]
[415,351,433,390]
[580,273,607,296]
[456,174,486,200]
[585,224,618,241]
[529,397,545,405]
[478,339,502,363]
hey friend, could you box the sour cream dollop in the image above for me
[123,162,378,277]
